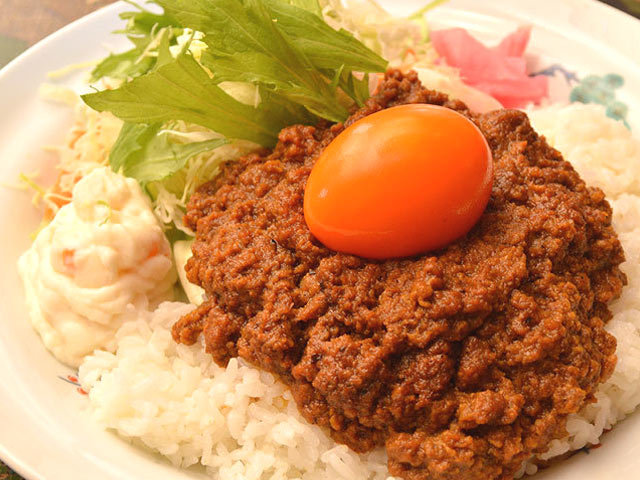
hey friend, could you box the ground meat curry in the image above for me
[172,70,626,480]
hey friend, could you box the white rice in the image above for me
[78,103,640,479]
[79,302,393,480]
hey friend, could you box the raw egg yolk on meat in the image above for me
[303,104,493,259]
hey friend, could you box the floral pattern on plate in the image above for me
[534,65,630,128]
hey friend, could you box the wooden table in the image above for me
[0,0,638,479]
[0,0,116,67]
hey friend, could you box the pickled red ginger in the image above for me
[431,26,548,108]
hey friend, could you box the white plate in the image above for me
[1,1,639,479]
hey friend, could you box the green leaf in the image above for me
[90,5,179,82]
[129,134,229,183]
[90,49,156,82]
[156,28,176,69]
[109,122,160,173]
[203,51,350,122]
[264,0,387,72]
[110,122,229,183]
[284,0,323,16]
[155,0,353,122]
[83,54,295,146]
[326,69,371,108]
[258,87,317,127]
[117,8,176,36]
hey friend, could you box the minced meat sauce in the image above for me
[172,70,626,480]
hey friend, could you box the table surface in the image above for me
[1,0,639,479]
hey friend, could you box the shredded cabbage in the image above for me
[145,123,257,234]
[319,0,444,69]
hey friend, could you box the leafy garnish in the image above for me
[109,123,158,174]
[110,122,229,183]
[90,49,156,82]
[284,0,323,16]
[157,0,386,121]
[90,3,177,82]
[84,54,308,146]
[264,0,386,72]
[84,0,386,146]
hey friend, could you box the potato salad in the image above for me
[18,167,176,366]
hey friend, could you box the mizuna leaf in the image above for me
[264,0,387,72]
[109,122,229,183]
[83,54,290,146]
[154,0,384,121]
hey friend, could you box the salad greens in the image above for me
[83,0,387,187]
[85,54,305,147]
[109,122,228,183]
[89,3,176,82]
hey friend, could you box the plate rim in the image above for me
[1,1,640,479]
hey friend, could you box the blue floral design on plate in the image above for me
[570,74,629,128]
[533,68,630,129]
[533,64,579,84]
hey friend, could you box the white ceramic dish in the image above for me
[1,1,639,479]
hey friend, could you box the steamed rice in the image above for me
[78,103,640,479]
[79,302,393,480]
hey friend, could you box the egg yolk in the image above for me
[303,104,493,259]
